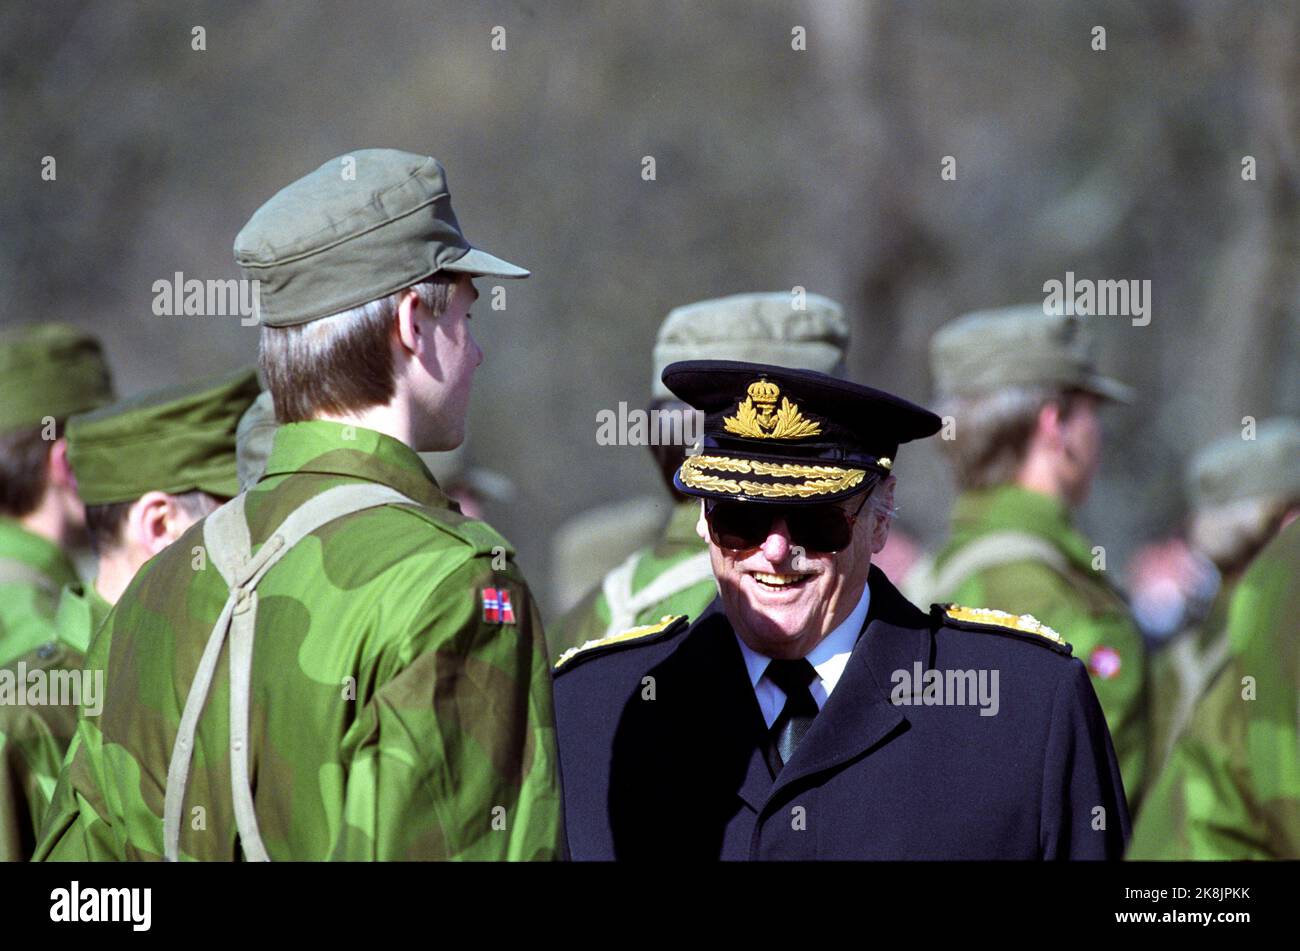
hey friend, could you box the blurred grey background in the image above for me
[3,0,1297,618]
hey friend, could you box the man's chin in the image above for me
[731,601,819,657]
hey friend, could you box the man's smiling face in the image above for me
[700,477,894,659]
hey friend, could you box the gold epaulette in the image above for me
[553,615,688,672]
[940,603,1066,646]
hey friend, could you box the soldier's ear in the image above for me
[46,437,76,491]
[868,477,896,554]
[394,287,424,357]
[1035,400,1067,450]
[695,500,709,542]
[128,491,179,558]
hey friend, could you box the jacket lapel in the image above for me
[765,567,931,806]
[674,602,774,814]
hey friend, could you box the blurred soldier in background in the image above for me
[915,305,1149,808]
[422,443,516,521]
[0,369,258,860]
[551,292,850,659]
[551,497,666,622]
[1129,516,1300,859]
[35,149,561,861]
[1146,417,1300,779]
[234,389,277,492]
[0,325,114,665]
[1126,536,1218,647]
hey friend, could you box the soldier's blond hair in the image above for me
[936,386,1082,490]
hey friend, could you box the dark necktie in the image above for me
[764,657,820,772]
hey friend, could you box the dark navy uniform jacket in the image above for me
[552,565,1131,860]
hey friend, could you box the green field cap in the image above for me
[67,368,261,506]
[930,304,1133,404]
[0,323,114,433]
[234,149,528,327]
[651,292,850,399]
[235,389,278,492]
[1186,417,1300,510]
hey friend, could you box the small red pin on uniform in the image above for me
[1088,645,1122,680]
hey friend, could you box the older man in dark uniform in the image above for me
[552,360,1130,860]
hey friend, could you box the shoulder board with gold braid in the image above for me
[553,614,690,673]
[932,603,1073,656]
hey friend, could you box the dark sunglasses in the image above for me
[704,491,872,554]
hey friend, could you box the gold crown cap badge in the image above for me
[723,379,822,440]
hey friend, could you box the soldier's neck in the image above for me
[1014,457,1072,509]
[93,555,132,606]
[315,402,417,450]
[18,489,70,548]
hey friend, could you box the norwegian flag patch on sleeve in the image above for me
[481,587,515,624]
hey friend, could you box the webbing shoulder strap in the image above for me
[925,531,1071,603]
[163,483,416,862]
[0,557,58,597]
[601,549,714,639]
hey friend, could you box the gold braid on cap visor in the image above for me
[679,454,867,499]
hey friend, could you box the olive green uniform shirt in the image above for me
[0,518,80,666]
[551,499,717,660]
[0,583,109,860]
[932,485,1149,808]
[1129,521,1300,859]
[35,421,562,861]
[1146,585,1232,782]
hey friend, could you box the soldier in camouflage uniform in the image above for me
[1128,517,1300,859]
[234,389,278,492]
[35,149,562,861]
[552,292,850,659]
[0,369,258,860]
[917,305,1150,808]
[0,325,114,665]
[1147,418,1300,779]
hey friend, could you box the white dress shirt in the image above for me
[734,582,873,729]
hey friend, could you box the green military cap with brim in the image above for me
[67,368,261,506]
[234,149,528,328]
[1186,417,1300,511]
[0,323,114,434]
[930,304,1133,404]
[235,389,278,492]
[651,292,850,399]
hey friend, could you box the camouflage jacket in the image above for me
[1146,583,1232,782]
[0,583,107,860]
[34,421,563,861]
[0,518,79,666]
[929,485,1149,809]
[1128,520,1300,859]
[551,499,716,660]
